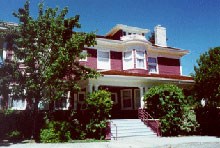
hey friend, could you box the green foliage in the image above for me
[193,46,220,106]
[144,84,198,136]
[7,130,21,141]
[40,120,71,143]
[2,0,99,109]
[85,90,113,139]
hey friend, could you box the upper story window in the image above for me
[97,50,110,70]
[79,50,87,61]
[123,51,134,70]
[148,57,158,73]
[136,51,146,69]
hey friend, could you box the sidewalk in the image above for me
[1,136,220,148]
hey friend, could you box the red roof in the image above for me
[101,70,194,81]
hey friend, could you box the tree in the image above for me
[193,47,220,106]
[10,0,99,110]
[144,84,198,136]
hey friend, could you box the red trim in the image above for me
[101,70,193,81]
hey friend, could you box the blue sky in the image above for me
[1,0,220,76]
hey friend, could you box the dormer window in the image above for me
[123,31,126,36]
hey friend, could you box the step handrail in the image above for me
[110,121,118,140]
[138,108,162,136]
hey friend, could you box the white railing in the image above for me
[120,34,147,41]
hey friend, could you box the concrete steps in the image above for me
[111,119,157,139]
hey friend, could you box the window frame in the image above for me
[123,50,134,70]
[121,89,133,110]
[10,97,27,110]
[135,50,146,69]
[97,50,110,70]
[148,57,158,74]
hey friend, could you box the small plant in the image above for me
[40,120,71,143]
[85,90,113,139]
[7,130,22,141]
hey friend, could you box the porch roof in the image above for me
[101,70,194,81]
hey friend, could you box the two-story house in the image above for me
[0,23,193,118]
[77,24,194,118]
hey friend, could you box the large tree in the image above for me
[7,0,99,109]
[194,47,220,106]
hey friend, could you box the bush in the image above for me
[144,84,198,136]
[40,120,71,143]
[7,130,22,141]
[85,90,113,139]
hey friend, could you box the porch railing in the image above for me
[138,108,162,136]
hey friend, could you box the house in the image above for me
[0,23,194,118]
[77,24,194,118]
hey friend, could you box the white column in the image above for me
[144,87,149,108]
[139,87,144,108]
[87,84,93,93]
[94,85,99,91]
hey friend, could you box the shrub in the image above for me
[7,130,22,141]
[144,84,198,136]
[40,120,71,143]
[85,90,113,139]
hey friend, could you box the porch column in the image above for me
[139,87,145,108]
[94,85,99,91]
[87,84,93,93]
[144,87,149,107]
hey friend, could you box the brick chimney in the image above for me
[154,25,167,47]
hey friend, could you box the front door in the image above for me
[121,89,133,110]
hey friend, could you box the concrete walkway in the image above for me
[1,136,220,148]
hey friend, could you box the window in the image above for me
[121,89,132,110]
[38,99,49,110]
[10,97,27,110]
[79,50,87,61]
[97,50,110,70]
[123,51,133,70]
[123,31,126,36]
[136,51,146,69]
[111,93,118,104]
[78,92,85,103]
[54,92,70,110]
[78,92,86,110]
[148,57,158,73]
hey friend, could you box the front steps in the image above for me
[111,119,157,139]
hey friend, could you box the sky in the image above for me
[1,0,220,76]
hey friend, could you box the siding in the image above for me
[79,48,97,69]
[111,51,123,71]
[157,57,180,75]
